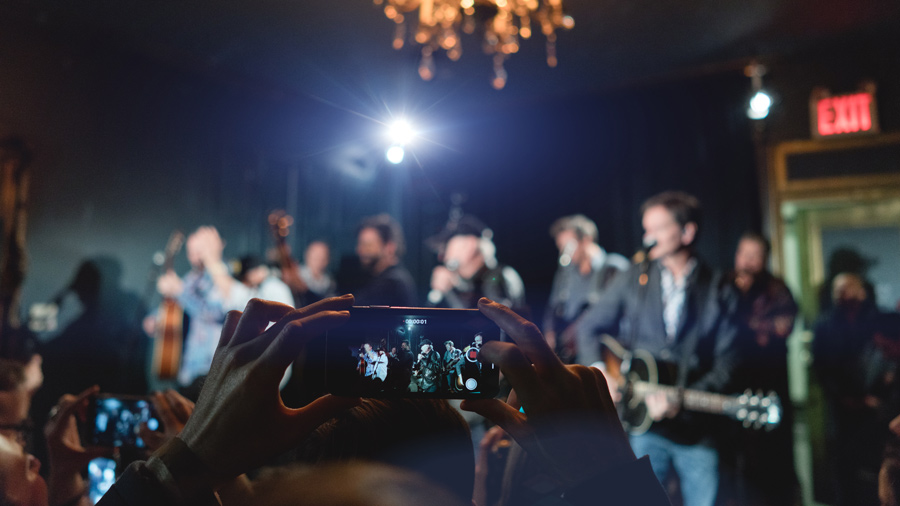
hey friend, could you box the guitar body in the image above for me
[603,340,782,435]
[606,349,661,435]
[152,298,184,380]
[151,230,186,381]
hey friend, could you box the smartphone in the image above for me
[85,394,161,449]
[325,306,500,399]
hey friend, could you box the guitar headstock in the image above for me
[161,230,185,270]
[733,389,782,431]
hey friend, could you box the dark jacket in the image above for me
[577,258,740,445]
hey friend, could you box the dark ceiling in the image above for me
[7,0,900,105]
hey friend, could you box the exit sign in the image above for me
[811,83,880,139]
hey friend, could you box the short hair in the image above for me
[420,339,432,347]
[444,340,454,347]
[739,231,771,258]
[549,214,598,242]
[358,214,406,257]
[640,191,702,231]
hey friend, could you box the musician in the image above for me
[395,340,415,390]
[350,214,417,307]
[374,347,388,383]
[577,191,739,506]
[360,343,377,380]
[544,214,629,364]
[415,339,441,393]
[225,255,294,310]
[443,341,463,392]
[724,232,798,506]
[427,215,525,314]
[154,227,232,389]
[280,241,337,308]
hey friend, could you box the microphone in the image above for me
[637,238,656,286]
[428,260,461,305]
[558,240,577,267]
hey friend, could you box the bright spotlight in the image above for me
[388,119,415,145]
[386,145,405,164]
[747,90,772,120]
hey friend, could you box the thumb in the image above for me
[288,395,362,438]
[461,398,531,443]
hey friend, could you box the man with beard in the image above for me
[414,339,442,393]
[427,215,525,314]
[350,214,417,307]
[723,232,798,506]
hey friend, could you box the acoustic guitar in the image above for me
[151,231,185,380]
[602,336,782,435]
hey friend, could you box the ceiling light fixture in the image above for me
[374,0,574,89]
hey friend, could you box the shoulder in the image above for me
[604,251,632,272]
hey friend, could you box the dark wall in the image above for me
[3,7,763,330]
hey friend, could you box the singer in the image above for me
[575,191,740,506]
[425,215,526,313]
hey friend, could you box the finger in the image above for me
[258,310,351,372]
[586,367,620,417]
[234,295,355,351]
[478,341,542,408]
[50,386,98,437]
[218,310,243,348]
[164,389,194,423]
[288,394,361,439]
[291,294,354,319]
[460,399,532,444]
[230,299,296,347]
[149,392,181,432]
[507,388,522,411]
[478,298,563,376]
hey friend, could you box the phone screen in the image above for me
[325,307,500,399]
[87,457,116,504]
[89,395,160,449]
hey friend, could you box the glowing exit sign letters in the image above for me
[811,84,880,139]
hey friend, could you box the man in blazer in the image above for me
[577,191,739,506]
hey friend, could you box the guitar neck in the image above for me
[633,382,736,416]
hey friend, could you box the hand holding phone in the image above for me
[85,393,163,449]
[461,298,635,489]
[137,390,194,452]
[45,386,113,505]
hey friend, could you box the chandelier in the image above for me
[373,0,574,89]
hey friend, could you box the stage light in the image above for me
[747,90,772,120]
[388,119,415,145]
[386,145,405,164]
[744,61,772,120]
